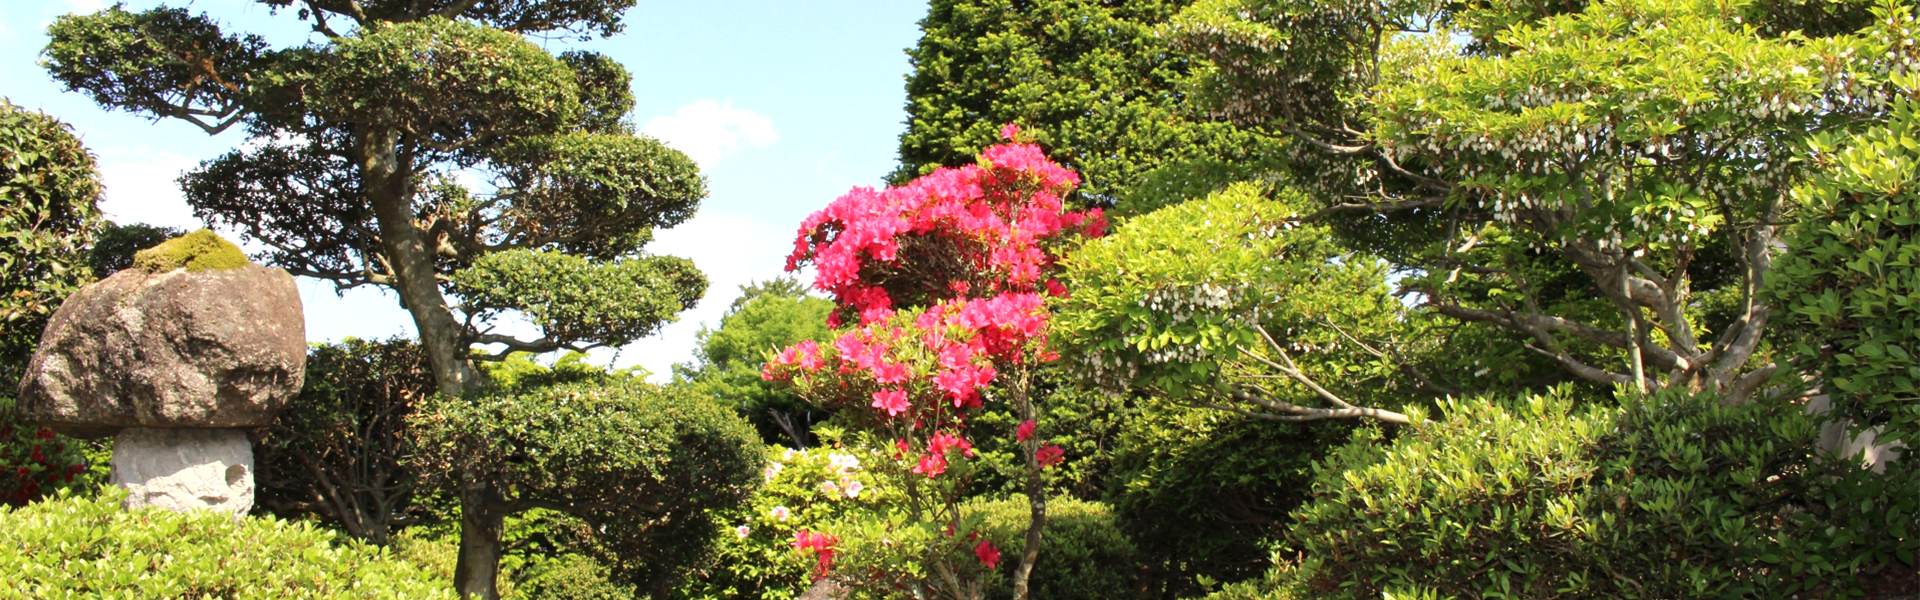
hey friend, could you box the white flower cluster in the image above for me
[1080,282,1271,386]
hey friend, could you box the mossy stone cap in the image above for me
[132,229,249,273]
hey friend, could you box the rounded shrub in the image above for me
[412,379,764,595]
[968,495,1142,600]
[1222,387,1920,600]
[0,489,452,598]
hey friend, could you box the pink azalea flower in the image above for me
[913,453,948,478]
[929,431,975,459]
[772,506,791,521]
[871,389,912,417]
[736,525,752,538]
[1036,443,1066,468]
[872,361,911,384]
[976,539,1002,569]
[1016,420,1036,442]
[794,340,824,370]
[1000,123,1020,141]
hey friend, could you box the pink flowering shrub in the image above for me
[762,128,1100,600]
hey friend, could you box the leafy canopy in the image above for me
[895,0,1286,214]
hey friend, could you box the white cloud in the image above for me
[95,148,204,231]
[639,100,777,169]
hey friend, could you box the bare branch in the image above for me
[1523,343,1636,386]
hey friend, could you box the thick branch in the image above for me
[1298,195,1448,223]
[1523,343,1636,386]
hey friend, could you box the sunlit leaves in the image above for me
[453,249,706,350]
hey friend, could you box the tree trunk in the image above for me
[355,127,484,398]
[356,127,494,598]
[1009,371,1046,600]
[453,483,505,599]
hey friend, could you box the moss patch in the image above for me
[132,229,249,273]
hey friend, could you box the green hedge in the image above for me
[0,489,452,599]
[969,495,1141,600]
[1214,387,1920,600]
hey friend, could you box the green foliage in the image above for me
[275,17,579,147]
[1104,400,1355,597]
[672,444,899,600]
[512,553,638,600]
[89,222,184,277]
[559,50,637,134]
[676,278,837,447]
[40,6,265,133]
[131,228,248,272]
[480,350,642,391]
[411,380,764,593]
[487,131,706,257]
[1057,184,1416,415]
[1234,388,1920,599]
[454,249,706,350]
[967,495,1141,600]
[0,100,102,508]
[1163,0,1909,398]
[895,0,1285,213]
[255,338,438,545]
[0,99,100,380]
[960,375,1128,502]
[0,489,454,599]
[1772,86,1920,443]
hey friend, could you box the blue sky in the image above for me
[0,0,929,379]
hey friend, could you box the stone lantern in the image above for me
[15,230,304,517]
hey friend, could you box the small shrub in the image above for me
[968,495,1142,600]
[254,338,437,545]
[513,553,639,600]
[0,489,452,598]
[669,441,898,600]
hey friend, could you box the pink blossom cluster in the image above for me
[762,286,1057,426]
[911,431,978,478]
[785,126,1104,327]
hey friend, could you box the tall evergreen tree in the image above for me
[894,0,1283,214]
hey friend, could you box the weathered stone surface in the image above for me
[110,427,254,516]
[16,264,305,437]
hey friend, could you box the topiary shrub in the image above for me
[1222,387,1920,600]
[0,489,453,598]
[411,379,764,596]
[968,495,1142,600]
